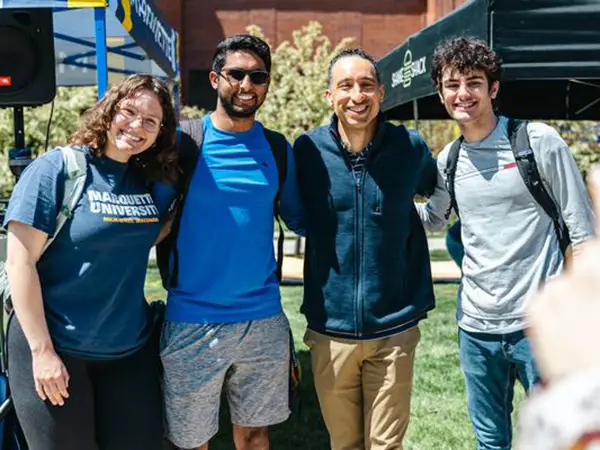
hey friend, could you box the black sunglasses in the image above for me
[219,68,270,85]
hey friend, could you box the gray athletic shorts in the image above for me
[160,313,291,449]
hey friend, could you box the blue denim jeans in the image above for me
[459,328,541,450]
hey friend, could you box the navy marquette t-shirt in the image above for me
[4,147,161,359]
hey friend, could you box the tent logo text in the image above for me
[391,50,427,89]
[128,0,178,74]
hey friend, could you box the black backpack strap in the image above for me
[509,118,571,255]
[178,119,205,188]
[444,138,463,220]
[264,129,288,282]
[156,117,204,288]
[264,129,288,208]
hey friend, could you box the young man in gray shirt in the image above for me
[417,36,595,450]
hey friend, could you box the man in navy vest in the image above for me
[293,48,438,450]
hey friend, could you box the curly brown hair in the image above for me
[430,36,502,92]
[70,74,179,184]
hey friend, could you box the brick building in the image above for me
[155,0,465,109]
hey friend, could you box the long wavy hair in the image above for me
[69,74,179,184]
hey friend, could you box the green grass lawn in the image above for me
[426,231,445,239]
[429,248,451,262]
[145,269,525,449]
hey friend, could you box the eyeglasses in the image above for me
[218,68,270,85]
[116,105,162,133]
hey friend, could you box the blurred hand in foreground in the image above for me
[527,166,600,383]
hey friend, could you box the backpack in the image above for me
[443,118,571,255]
[0,146,88,322]
[155,117,289,289]
[0,146,87,450]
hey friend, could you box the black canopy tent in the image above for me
[377,0,600,121]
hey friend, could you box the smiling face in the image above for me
[326,56,384,130]
[438,68,499,125]
[105,89,163,163]
[210,50,270,119]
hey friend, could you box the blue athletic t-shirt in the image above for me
[3,147,161,359]
[156,116,305,324]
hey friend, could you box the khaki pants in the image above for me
[304,326,420,450]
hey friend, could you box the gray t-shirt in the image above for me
[417,116,595,334]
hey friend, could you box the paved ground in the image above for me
[276,236,448,253]
[427,237,446,251]
[149,237,461,283]
[281,256,461,283]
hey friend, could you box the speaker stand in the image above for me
[8,107,32,181]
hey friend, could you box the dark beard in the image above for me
[219,91,260,118]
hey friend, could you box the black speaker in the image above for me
[0,8,55,107]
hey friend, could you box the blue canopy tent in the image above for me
[0,0,180,98]
[0,0,181,179]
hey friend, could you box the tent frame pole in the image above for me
[8,107,31,181]
[569,79,600,117]
[413,100,419,130]
[94,7,108,100]
[13,108,25,150]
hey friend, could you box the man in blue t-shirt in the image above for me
[158,35,304,450]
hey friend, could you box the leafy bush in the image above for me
[1,21,597,196]
[549,121,600,178]
[0,87,202,197]
[250,21,354,140]
[0,86,98,196]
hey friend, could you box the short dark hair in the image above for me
[212,35,271,73]
[328,48,382,87]
[430,36,502,91]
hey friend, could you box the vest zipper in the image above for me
[330,128,368,337]
[354,168,366,337]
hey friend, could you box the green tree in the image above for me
[249,21,354,141]
[0,87,201,197]
[548,120,600,178]
[402,119,599,176]
[2,22,597,195]
[400,120,460,155]
[0,86,98,196]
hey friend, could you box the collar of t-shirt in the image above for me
[342,140,373,177]
[88,147,130,184]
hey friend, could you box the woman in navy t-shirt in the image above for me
[3,74,178,450]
